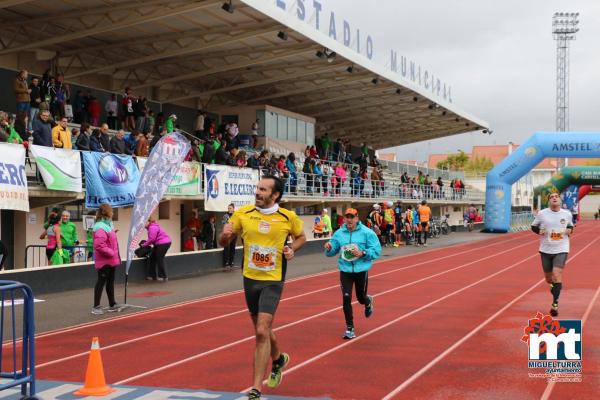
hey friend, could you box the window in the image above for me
[306,122,315,146]
[265,111,277,138]
[277,114,288,140]
[287,117,297,142]
[297,120,306,143]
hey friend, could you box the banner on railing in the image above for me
[82,152,141,209]
[30,145,82,192]
[126,132,190,274]
[204,165,259,211]
[166,162,202,196]
[0,143,29,211]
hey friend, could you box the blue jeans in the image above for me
[28,107,39,131]
[16,102,30,113]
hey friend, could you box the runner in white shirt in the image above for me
[531,192,574,316]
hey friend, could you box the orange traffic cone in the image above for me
[74,337,115,396]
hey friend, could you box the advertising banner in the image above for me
[166,162,202,196]
[30,145,82,192]
[0,143,29,211]
[82,152,140,209]
[204,165,259,211]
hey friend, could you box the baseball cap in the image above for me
[345,208,358,217]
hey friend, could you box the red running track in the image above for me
[6,223,600,399]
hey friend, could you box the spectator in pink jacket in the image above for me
[91,204,120,315]
[334,163,347,196]
[143,217,172,281]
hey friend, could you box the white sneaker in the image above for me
[91,306,104,315]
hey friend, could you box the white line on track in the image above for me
[382,234,600,400]
[35,235,527,369]
[115,237,538,385]
[540,281,600,400]
[22,233,525,343]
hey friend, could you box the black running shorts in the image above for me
[540,252,568,273]
[243,277,284,316]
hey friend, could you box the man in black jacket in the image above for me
[110,129,131,155]
[99,123,111,151]
[32,110,52,146]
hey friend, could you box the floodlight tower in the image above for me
[552,12,579,169]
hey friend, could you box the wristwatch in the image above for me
[362,250,366,257]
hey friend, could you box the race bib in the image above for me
[341,244,360,262]
[248,244,277,271]
[549,230,564,241]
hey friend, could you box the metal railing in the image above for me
[0,281,36,398]
[24,245,90,268]
[510,212,535,232]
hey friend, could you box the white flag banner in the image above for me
[0,143,29,211]
[204,165,259,211]
[30,145,82,192]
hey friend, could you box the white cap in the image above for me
[323,208,328,213]
[373,204,380,210]
[170,114,177,119]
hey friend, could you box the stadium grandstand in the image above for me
[0,0,488,271]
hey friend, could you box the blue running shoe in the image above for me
[343,326,356,340]
[365,295,374,318]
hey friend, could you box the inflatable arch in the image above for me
[532,166,600,209]
[484,132,600,233]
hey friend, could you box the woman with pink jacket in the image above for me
[143,217,172,281]
[334,163,347,196]
[91,203,120,315]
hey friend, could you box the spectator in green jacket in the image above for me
[165,114,177,133]
[60,210,78,262]
[322,208,332,237]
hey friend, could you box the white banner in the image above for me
[30,145,82,192]
[0,143,29,211]
[204,165,259,211]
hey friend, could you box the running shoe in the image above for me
[343,326,356,340]
[365,295,374,318]
[106,304,122,313]
[247,388,261,399]
[91,306,104,315]
[267,352,289,388]
[550,303,559,317]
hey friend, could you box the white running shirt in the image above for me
[531,208,573,254]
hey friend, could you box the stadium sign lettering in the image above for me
[552,143,592,151]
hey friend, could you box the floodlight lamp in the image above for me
[222,0,234,13]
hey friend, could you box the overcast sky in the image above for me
[324,0,600,162]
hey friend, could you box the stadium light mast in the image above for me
[552,12,579,169]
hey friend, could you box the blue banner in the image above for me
[82,152,141,209]
[125,132,190,274]
[561,184,579,213]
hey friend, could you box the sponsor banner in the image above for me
[166,162,202,196]
[204,165,259,211]
[0,143,29,211]
[30,145,82,192]
[561,185,579,213]
[126,132,190,274]
[82,152,141,209]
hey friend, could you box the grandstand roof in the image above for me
[0,0,488,149]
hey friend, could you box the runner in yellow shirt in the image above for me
[219,175,306,400]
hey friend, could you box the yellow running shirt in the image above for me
[229,205,304,281]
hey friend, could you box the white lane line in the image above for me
[35,235,526,369]
[21,232,524,343]
[382,235,599,400]
[117,239,536,385]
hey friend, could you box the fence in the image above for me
[0,281,36,398]
[510,212,534,232]
[25,245,90,269]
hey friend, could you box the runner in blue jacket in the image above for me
[324,208,382,339]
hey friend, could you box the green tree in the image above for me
[436,151,470,171]
[465,156,494,174]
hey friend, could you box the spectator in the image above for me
[99,123,111,151]
[50,74,68,120]
[334,163,347,196]
[322,208,332,237]
[303,157,313,194]
[14,70,31,114]
[155,112,165,133]
[201,137,215,164]
[63,99,74,122]
[134,96,147,132]
[87,96,101,127]
[181,209,202,251]
[91,203,120,314]
[72,90,87,124]
[105,93,119,130]
[76,123,91,151]
[124,130,138,154]
[142,217,171,281]
[32,110,52,147]
[309,145,318,159]
[276,154,288,178]
[371,166,382,197]
[235,149,247,168]
[110,129,131,155]
[221,204,236,270]
[201,214,217,249]
[71,128,80,149]
[165,114,177,133]
[29,76,41,131]
[286,153,297,194]
[90,128,105,152]
[14,111,28,142]
[135,132,149,157]
[51,116,72,149]
[122,87,135,131]
[313,216,325,238]
[194,110,205,139]
[321,132,331,159]
[59,210,78,261]
[145,109,155,135]
[247,151,260,169]
[313,159,323,194]
[39,212,62,265]
[304,146,310,158]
